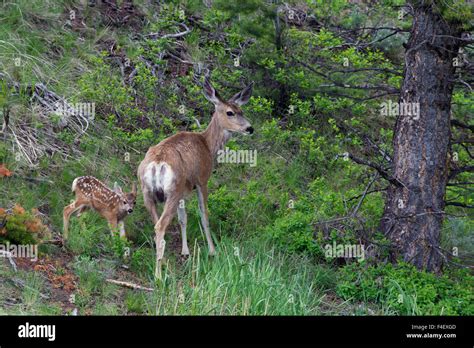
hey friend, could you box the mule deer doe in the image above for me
[63,176,137,240]
[138,78,254,279]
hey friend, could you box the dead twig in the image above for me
[0,250,18,272]
[145,22,191,39]
[106,279,154,292]
[351,174,379,217]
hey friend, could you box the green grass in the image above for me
[0,263,62,315]
[0,227,344,315]
[143,236,331,315]
[65,234,337,315]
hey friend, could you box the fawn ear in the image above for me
[203,77,222,106]
[113,182,123,194]
[229,82,253,106]
[131,182,137,196]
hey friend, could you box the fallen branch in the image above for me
[145,22,191,39]
[0,250,17,272]
[106,279,154,292]
[0,73,90,167]
[165,51,194,65]
[23,177,55,184]
[41,238,64,246]
[1,106,9,134]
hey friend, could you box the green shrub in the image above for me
[0,204,51,245]
[266,210,322,256]
[110,234,133,260]
[336,262,474,315]
[207,185,242,234]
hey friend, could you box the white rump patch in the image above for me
[144,162,175,195]
[71,178,78,192]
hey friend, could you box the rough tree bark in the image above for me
[380,2,463,273]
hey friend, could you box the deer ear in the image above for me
[230,82,253,106]
[131,182,137,196]
[203,78,222,106]
[113,182,123,194]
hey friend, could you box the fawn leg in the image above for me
[118,220,126,238]
[107,217,119,237]
[63,202,85,240]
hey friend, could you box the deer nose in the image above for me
[128,209,133,214]
[246,126,254,134]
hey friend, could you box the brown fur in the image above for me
[63,176,137,239]
[138,78,254,279]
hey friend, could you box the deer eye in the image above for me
[123,201,127,204]
[226,111,234,116]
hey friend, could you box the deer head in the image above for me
[203,78,254,135]
[113,182,137,215]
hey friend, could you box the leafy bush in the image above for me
[207,185,242,234]
[110,234,133,260]
[0,204,51,245]
[266,210,322,256]
[336,262,474,315]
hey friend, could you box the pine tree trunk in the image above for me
[380,2,462,273]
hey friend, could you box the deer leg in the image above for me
[143,188,159,225]
[154,198,179,279]
[177,204,189,256]
[196,185,215,255]
[63,202,85,240]
[76,206,88,217]
[107,217,119,237]
[118,220,126,238]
